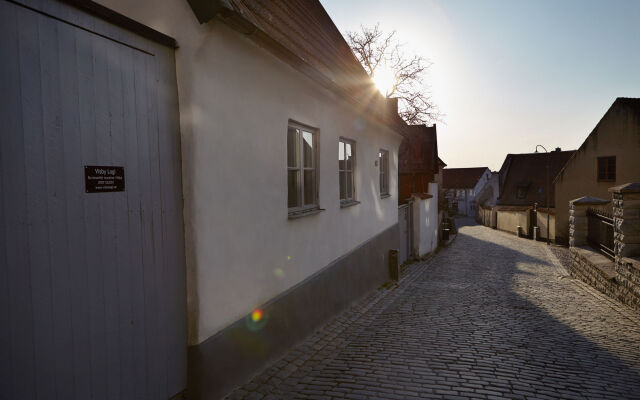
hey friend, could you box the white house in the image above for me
[442,167,492,216]
[0,1,406,399]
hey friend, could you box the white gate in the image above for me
[0,1,187,399]
[398,202,413,264]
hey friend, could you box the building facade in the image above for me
[495,150,575,240]
[442,167,492,216]
[554,98,640,244]
[0,1,406,399]
[398,124,440,204]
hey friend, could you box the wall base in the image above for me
[188,223,399,399]
[569,246,640,311]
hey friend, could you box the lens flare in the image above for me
[251,308,263,322]
[245,308,268,331]
[287,256,292,261]
[274,268,285,279]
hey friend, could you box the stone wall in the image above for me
[568,246,635,308]
[569,184,640,311]
[611,183,640,310]
[615,257,640,310]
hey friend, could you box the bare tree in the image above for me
[345,24,440,125]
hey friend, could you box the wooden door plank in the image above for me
[18,8,58,399]
[38,13,76,400]
[108,38,136,400]
[77,22,108,400]
[59,20,93,400]
[132,48,156,399]
[121,45,149,400]
[0,3,36,399]
[145,52,170,397]
[91,31,121,400]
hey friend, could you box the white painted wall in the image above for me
[476,172,500,207]
[412,183,439,256]
[95,0,402,344]
[470,168,494,214]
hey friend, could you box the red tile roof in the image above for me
[442,167,489,189]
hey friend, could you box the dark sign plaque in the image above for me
[84,165,125,193]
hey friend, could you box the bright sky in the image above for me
[320,0,640,171]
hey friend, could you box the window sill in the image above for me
[288,207,324,219]
[340,200,360,208]
[380,193,391,199]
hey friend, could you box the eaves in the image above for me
[185,0,403,138]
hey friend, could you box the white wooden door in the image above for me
[0,1,187,399]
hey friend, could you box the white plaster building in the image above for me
[1,1,407,399]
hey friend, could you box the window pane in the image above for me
[288,170,300,208]
[346,171,353,199]
[287,127,299,168]
[379,150,389,194]
[338,141,345,170]
[339,171,346,200]
[609,157,616,180]
[304,170,316,205]
[303,131,313,168]
[345,142,353,171]
[598,159,606,179]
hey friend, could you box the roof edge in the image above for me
[185,1,406,138]
[553,98,633,184]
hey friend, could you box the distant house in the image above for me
[442,167,492,216]
[398,124,440,204]
[495,150,575,239]
[0,1,406,399]
[475,171,500,208]
[554,98,640,244]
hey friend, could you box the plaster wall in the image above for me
[95,0,402,345]
[536,211,556,241]
[476,173,500,207]
[412,183,439,256]
[555,104,640,244]
[497,210,530,235]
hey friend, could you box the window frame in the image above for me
[287,121,320,217]
[516,185,528,199]
[597,156,616,182]
[379,149,390,198]
[338,137,358,206]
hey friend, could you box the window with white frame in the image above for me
[379,149,389,196]
[287,122,318,215]
[338,138,356,203]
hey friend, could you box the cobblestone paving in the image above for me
[227,218,640,400]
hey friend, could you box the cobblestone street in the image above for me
[228,218,640,400]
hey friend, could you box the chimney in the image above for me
[387,97,399,115]
[555,147,561,152]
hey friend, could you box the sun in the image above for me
[372,67,396,96]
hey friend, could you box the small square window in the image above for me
[516,185,528,199]
[597,156,616,181]
[379,149,389,196]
